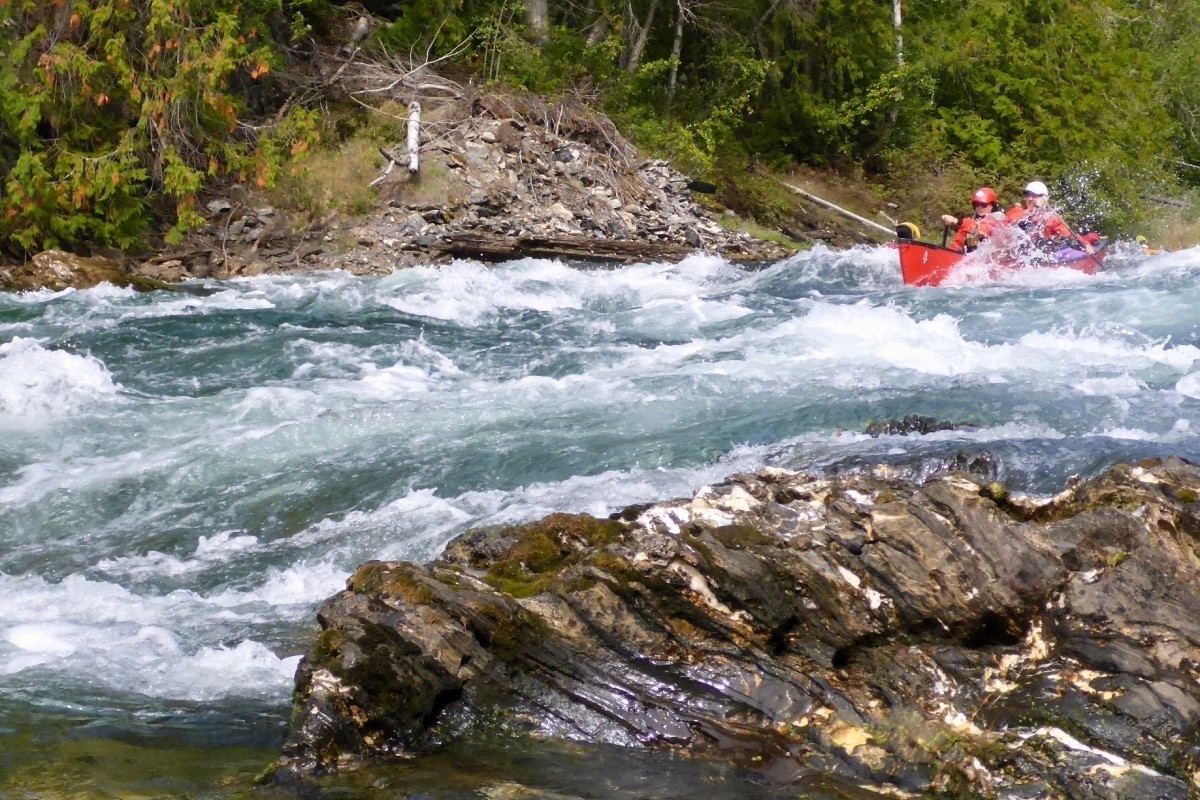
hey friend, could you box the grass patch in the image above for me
[271,131,382,220]
[1146,210,1200,251]
[715,215,805,249]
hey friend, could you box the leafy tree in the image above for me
[1129,0,1200,181]
[0,0,323,252]
[893,0,1175,229]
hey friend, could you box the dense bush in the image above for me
[0,0,324,251]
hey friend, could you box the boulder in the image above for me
[270,457,1200,798]
[1,250,165,292]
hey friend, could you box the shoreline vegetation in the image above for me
[3,1,1200,283]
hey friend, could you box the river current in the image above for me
[2,243,1199,795]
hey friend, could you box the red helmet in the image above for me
[972,187,998,206]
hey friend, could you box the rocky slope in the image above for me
[268,456,1200,799]
[6,92,847,290]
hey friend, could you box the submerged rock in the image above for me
[271,458,1200,798]
[863,414,969,437]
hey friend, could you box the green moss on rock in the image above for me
[349,561,438,605]
[482,513,626,598]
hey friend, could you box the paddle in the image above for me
[942,223,951,248]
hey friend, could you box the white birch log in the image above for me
[781,182,896,237]
[407,101,421,174]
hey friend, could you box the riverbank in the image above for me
[2,89,898,292]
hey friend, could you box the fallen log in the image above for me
[781,182,895,238]
[434,232,701,264]
[1139,193,1189,209]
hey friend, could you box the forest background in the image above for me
[1,0,1197,257]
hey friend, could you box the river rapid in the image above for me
[2,243,1199,797]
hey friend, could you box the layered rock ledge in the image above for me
[271,457,1200,798]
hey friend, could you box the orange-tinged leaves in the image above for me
[250,61,269,80]
[96,93,109,107]
[69,13,81,30]
[290,140,308,156]
[111,172,121,187]
[254,156,270,188]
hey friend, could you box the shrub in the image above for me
[0,0,323,252]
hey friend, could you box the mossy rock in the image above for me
[482,513,626,598]
[349,561,439,605]
[0,250,168,292]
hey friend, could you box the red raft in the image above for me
[894,239,1107,287]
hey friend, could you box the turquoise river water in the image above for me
[2,243,1199,797]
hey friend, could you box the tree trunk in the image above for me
[407,102,421,173]
[666,1,684,104]
[585,13,609,46]
[527,0,549,37]
[625,0,662,72]
[893,0,903,68]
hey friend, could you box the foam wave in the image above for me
[0,572,305,700]
[0,337,121,417]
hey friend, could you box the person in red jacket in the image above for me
[940,187,1004,253]
[1006,181,1094,255]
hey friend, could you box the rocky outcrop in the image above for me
[271,457,1200,798]
[0,250,166,292]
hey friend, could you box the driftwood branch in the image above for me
[1139,193,1189,209]
[436,232,706,264]
[369,148,396,187]
[781,182,895,237]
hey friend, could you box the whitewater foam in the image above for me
[0,338,121,418]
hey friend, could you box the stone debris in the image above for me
[119,103,798,285]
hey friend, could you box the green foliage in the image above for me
[1130,0,1200,181]
[609,41,768,178]
[885,0,1177,233]
[0,0,324,252]
[3,0,1199,252]
[373,0,473,58]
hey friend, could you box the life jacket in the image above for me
[953,212,1002,252]
[1015,206,1072,244]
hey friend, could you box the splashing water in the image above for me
[2,245,1199,790]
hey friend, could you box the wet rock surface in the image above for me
[0,250,167,292]
[271,456,1200,798]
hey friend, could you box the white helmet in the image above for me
[1024,180,1049,197]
